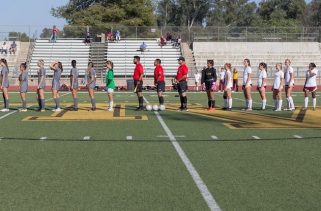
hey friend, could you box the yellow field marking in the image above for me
[165,103,321,129]
[22,103,148,121]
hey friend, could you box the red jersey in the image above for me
[133,63,144,80]
[176,64,188,81]
[154,65,164,82]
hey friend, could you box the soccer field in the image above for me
[0,91,320,210]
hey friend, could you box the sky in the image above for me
[0,0,312,37]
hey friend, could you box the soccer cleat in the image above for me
[274,109,282,112]
[227,108,232,111]
[245,108,252,111]
[135,107,144,111]
[1,108,9,112]
[301,107,307,111]
[89,107,96,112]
[207,107,215,111]
[108,108,114,112]
[40,109,46,112]
[19,108,27,112]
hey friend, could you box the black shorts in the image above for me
[134,80,143,93]
[177,81,188,93]
[205,80,216,91]
[156,81,165,92]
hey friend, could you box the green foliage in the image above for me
[306,0,321,26]
[8,32,30,42]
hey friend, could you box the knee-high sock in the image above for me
[208,99,212,108]
[109,100,114,109]
[245,100,248,109]
[91,98,96,108]
[304,97,308,108]
[22,100,27,109]
[159,96,164,105]
[274,100,277,109]
[228,98,232,109]
[37,98,41,108]
[138,96,144,107]
[278,100,283,110]
[183,96,187,108]
[180,96,183,108]
[248,100,253,109]
[56,97,60,108]
[212,100,215,108]
[73,98,78,109]
[262,99,267,109]
[289,96,295,109]
[5,98,9,109]
[41,99,45,110]
[313,98,316,109]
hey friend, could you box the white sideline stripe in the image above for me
[126,136,133,140]
[157,135,186,138]
[144,97,221,211]
[293,135,303,139]
[40,137,47,140]
[0,137,3,140]
[83,136,90,140]
[252,136,261,140]
[211,135,218,140]
[0,92,70,120]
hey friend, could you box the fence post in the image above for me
[135,27,138,40]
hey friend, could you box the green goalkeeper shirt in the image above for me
[106,69,115,89]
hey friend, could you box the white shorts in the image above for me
[107,88,114,93]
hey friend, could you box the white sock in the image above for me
[289,96,295,109]
[224,99,228,108]
[262,99,267,109]
[109,100,114,109]
[248,100,253,109]
[278,100,283,110]
[245,100,248,108]
[304,97,308,108]
[274,100,277,109]
[228,98,232,109]
[313,98,316,109]
[286,98,290,109]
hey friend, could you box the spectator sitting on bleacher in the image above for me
[139,42,147,52]
[172,36,181,48]
[1,42,8,55]
[9,41,17,55]
[115,30,121,42]
[106,31,113,42]
[84,32,91,45]
[159,36,166,47]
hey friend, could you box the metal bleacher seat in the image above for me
[28,39,90,76]
[107,40,181,76]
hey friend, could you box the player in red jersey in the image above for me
[154,59,165,106]
[174,56,189,111]
[133,56,144,111]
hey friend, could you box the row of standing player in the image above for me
[200,58,318,111]
[0,59,116,112]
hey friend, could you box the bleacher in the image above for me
[28,39,90,76]
[107,40,181,76]
[193,42,321,77]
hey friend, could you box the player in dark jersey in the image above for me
[49,61,63,112]
[154,59,165,106]
[133,56,144,111]
[18,62,28,112]
[0,58,10,112]
[175,56,189,111]
[70,60,79,111]
[201,59,217,111]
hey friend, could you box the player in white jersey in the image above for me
[272,63,284,111]
[284,59,295,111]
[303,63,318,110]
[257,62,268,110]
[218,67,225,92]
[223,63,233,110]
[242,59,253,111]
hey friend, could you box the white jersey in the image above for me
[224,69,233,88]
[243,66,252,85]
[219,71,225,81]
[273,70,284,89]
[305,68,318,87]
[257,69,267,87]
[284,66,294,86]
[194,72,201,83]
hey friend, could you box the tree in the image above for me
[207,0,257,27]
[306,0,321,26]
[8,32,30,42]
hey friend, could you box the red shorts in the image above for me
[304,87,317,92]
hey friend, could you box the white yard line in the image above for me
[211,135,219,140]
[293,135,303,139]
[83,136,91,141]
[40,137,47,141]
[144,96,221,211]
[126,136,133,140]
